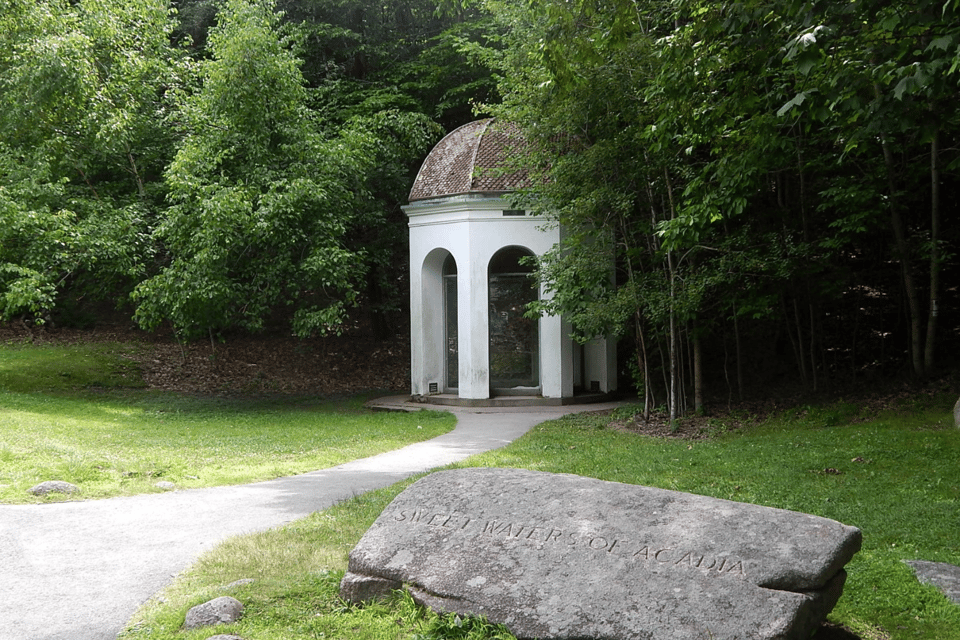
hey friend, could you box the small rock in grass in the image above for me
[222,579,255,590]
[904,560,960,605]
[205,635,246,640]
[183,596,243,630]
[28,480,79,496]
[155,481,176,490]
[953,396,960,428]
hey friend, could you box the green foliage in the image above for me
[0,0,177,323]
[0,0,177,156]
[481,0,959,408]
[133,0,370,339]
[337,110,444,335]
[279,0,498,128]
[0,0,494,338]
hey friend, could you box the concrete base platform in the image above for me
[368,393,617,411]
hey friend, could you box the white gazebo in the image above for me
[402,119,616,405]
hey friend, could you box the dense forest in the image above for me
[0,0,494,341]
[1,0,957,415]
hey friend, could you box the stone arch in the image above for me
[418,248,456,394]
[488,246,539,392]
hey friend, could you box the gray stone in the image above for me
[341,468,862,640]
[953,396,960,428]
[904,560,960,605]
[155,481,176,490]
[183,596,244,630]
[27,480,79,496]
[205,636,246,640]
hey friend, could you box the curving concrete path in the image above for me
[0,397,624,640]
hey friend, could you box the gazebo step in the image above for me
[418,393,612,408]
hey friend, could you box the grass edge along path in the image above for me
[0,342,455,503]
[121,398,960,640]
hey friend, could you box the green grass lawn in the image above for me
[0,342,454,503]
[5,340,959,639]
[466,402,960,639]
[120,394,960,640]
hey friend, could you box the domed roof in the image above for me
[408,119,530,202]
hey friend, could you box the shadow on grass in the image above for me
[813,622,875,639]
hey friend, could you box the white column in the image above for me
[457,235,490,399]
[408,233,424,396]
[584,337,618,393]
[539,310,571,398]
[419,250,445,394]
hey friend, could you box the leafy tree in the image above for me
[0,0,178,324]
[777,0,960,377]
[133,0,370,339]
[0,0,467,339]
[338,110,443,337]
[159,0,488,337]
[480,0,959,415]
[291,0,496,335]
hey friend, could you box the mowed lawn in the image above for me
[0,341,453,503]
[463,403,960,639]
[4,339,959,639]
[124,388,960,640]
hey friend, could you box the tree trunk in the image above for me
[793,297,808,386]
[619,206,652,422]
[684,330,691,416]
[635,311,652,422]
[808,301,818,392]
[693,320,703,414]
[781,295,805,386]
[851,283,862,379]
[657,336,670,410]
[733,300,743,401]
[668,257,678,425]
[127,146,146,198]
[664,167,679,425]
[875,87,924,376]
[724,331,733,410]
[924,129,940,373]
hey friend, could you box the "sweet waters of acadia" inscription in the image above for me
[392,506,749,577]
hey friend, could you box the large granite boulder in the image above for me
[341,468,862,640]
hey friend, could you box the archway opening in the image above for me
[442,253,458,391]
[488,246,539,393]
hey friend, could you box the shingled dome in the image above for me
[409,119,530,202]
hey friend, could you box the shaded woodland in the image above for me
[1,0,957,414]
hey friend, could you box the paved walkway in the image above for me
[0,397,624,640]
